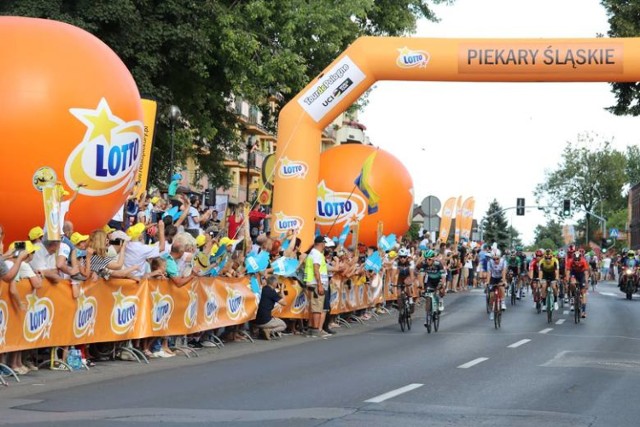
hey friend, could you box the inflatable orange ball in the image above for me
[0,17,143,243]
[317,144,414,246]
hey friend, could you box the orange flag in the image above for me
[460,197,475,241]
[453,196,463,245]
[439,197,456,243]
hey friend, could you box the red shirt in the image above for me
[566,257,589,274]
[227,215,243,239]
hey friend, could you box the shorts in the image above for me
[306,286,325,313]
[489,277,503,286]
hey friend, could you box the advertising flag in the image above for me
[453,196,463,244]
[136,98,158,197]
[439,197,456,243]
[354,150,380,214]
[460,197,475,241]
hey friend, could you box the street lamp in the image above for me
[168,105,181,182]
[245,135,258,202]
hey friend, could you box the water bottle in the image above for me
[66,347,82,371]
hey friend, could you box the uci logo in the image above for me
[316,180,366,226]
[151,290,174,331]
[73,290,98,338]
[64,98,144,197]
[184,286,198,328]
[110,288,139,335]
[278,157,309,179]
[396,47,430,69]
[23,293,54,343]
[0,300,8,346]
[273,211,305,233]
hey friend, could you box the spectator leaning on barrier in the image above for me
[30,238,64,284]
[124,220,166,278]
[254,276,287,339]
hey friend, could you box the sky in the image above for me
[359,0,640,245]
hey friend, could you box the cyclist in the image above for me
[587,251,599,285]
[537,249,559,311]
[394,247,416,312]
[557,249,567,303]
[487,252,507,320]
[528,249,544,309]
[506,250,521,299]
[566,248,590,318]
[420,250,446,327]
[515,245,528,297]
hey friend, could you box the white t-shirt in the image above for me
[30,247,57,271]
[124,241,162,277]
[603,257,612,269]
[5,260,37,282]
[186,207,200,231]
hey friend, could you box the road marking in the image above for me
[364,383,424,403]
[555,319,566,325]
[600,292,616,297]
[458,357,489,369]
[507,339,531,348]
[539,328,553,334]
[563,310,569,315]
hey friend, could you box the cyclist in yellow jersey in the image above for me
[538,249,559,311]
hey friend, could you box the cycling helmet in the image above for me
[535,249,543,257]
[398,248,410,257]
[579,247,585,255]
[558,250,566,258]
[574,251,582,258]
[628,250,636,257]
[568,244,576,254]
[515,245,524,252]
[424,249,436,259]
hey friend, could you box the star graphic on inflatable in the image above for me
[26,292,38,310]
[112,287,126,305]
[317,180,330,201]
[397,47,413,56]
[70,97,122,144]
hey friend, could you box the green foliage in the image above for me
[625,145,640,187]
[602,0,640,116]
[0,0,451,190]
[405,222,421,242]
[534,132,627,242]
[532,220,564,249]
[482,199,510,251]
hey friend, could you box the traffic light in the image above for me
[516,198,525,216]
[601,237,614,253]
[562,199,571,216]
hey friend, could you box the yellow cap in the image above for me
[28,226,44,241]
[126,223,146,240]
[150,196,161,204]
[388,250,397,258]
[70,232,89,246]
[195,234,206,247]
[210,243,219,257]
[103,225,116,234]
[9,241,40,255]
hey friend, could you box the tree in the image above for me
[0,0,453,190]
[534,132,627,243]
[481,199,510,251]
[602,1,640,117]
[532,220,564,249]
[625,145,640,187]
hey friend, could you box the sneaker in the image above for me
[570,305,575,312]
[424,322,429,328]
[187,340,204,349]
[533,303,538,309]
[320,330,332,337]
[438,301,444,311]
[581,312,587,319]
[200,340,217,348]
[542,305,546,312]
[554,302,559,311]
[152,350,173,358]
[323,328,336,335]
[489,312,494,321]
[24,361,38,371]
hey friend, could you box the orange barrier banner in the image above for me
[0,277,257,353]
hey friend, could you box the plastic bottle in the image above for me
[66,347,82,370]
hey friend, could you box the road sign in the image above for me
[609,228,619,238]
[423,216,440,232]
[421,196,441,217]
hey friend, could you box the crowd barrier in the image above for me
[0,270,414,353]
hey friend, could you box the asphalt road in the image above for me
[2,280,640,426]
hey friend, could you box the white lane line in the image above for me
[539,328,553,334]
[457,357,489,369]
[563,310,569,315]
[555,319,566,325]
[507,339,531,348]
[364,383,424,403]
[600,292,616,297]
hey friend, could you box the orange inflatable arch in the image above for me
[272,37,640,248]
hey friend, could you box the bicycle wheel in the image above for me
[433,311,440,332]
[496,311,501,329]
[424,297,432,333]
[486,290,491,314]
[406,309,412,331]
[399,308,406,331]
[574,290,581,324]
[510,283,516,305]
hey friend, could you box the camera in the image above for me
[109,238,123,246]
